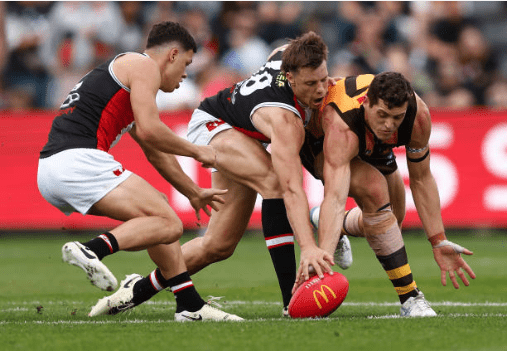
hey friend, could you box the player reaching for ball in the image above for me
[37,21,242,322]
[299,72,476,317]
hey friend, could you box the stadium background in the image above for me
[1,1,507,232]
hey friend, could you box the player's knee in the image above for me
[258,169,283,198]
[362,209,404,256]
[358,177,390,212]
[205,242,236,263]
[158,217,184,244]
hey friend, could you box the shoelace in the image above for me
[206,295,225,309]
[414,295,432,309]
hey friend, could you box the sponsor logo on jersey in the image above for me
[275,72,287,87]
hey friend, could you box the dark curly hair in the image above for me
[281,31,328,73]
[146,21,197,52]
[367,72,413,109]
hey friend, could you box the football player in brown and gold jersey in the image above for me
[299,72,475,317]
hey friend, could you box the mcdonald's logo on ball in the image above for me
[288,272,349,318]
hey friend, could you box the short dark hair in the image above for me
[146,21,197,52]
[281,31,328,73]
[367,72,413,109]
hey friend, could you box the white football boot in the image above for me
[89,274,143,317]
[62,241,118,291]
[175,303,244,322]
[282,306,289,318]
[400,291,437,317]
[309,206,353,270]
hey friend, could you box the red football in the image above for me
[288,272,349,318]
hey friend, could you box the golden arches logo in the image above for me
[312,285,337,309]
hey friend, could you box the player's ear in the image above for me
[168,47,179,62]
[286,71,295,85]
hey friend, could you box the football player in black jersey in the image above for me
[300,72,476,316]
[38,22,242,321]
[182,32,336,315]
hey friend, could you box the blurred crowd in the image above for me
[2,1,507,111]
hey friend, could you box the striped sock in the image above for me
[132,268,168,305]
[168,272,205,313]
[376,247,419,304]
[262,199,297,308]
[82,232,119,260]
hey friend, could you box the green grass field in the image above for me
[1,230,506,351]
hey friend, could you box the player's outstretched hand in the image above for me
[432,240,476,289]
[292,246,334,294]
[189,187,227,221]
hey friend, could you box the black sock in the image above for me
[83,232,119,260]
[262,199,297,308]
[168,272,205,313]
[376,247,419,304]
[132,268,167,305]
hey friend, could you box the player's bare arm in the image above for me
[252,106,334,282]
[318,105,359,255]
[129,125,227,220]
[115,54,215,166]
[407,94,476,288]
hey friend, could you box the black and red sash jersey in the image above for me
[300,74,417,177]
[40,53,143,158]
[197,51,313,143]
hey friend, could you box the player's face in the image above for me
[160,48,194,93]
[364,97,408,141]
[288,61,328,109]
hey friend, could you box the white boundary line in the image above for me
[4,301,507,307]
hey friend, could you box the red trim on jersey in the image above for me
[96,89,134,151]
[233,126,270,142]
[293,95,306,121]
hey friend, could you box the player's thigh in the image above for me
[385,169,406,227]
[210,129,281,198]
[200,171,258,254]
[348,158,391,212]
[89,173,179,222]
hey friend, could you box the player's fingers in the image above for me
[211,188,228,195]
[441,270,447,286]
[462,248,473,255]
[312,262,324,279]
[462,261,476,279]
[449,271,459,289]
[295,265,304,283]
[457,269,470,286]
[318,259,333,275]
[323,252,335,266]
[208,201,221,212]
[212,195,226,204]
[194,209,201,221]
[203,206,212,217]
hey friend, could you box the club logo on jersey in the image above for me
[206,120,226,132]
[113,166,124,176]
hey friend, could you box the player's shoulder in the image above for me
[114,52,157,74]
[113,52,159,87]
[322,74,373,113]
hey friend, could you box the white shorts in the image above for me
[37,148,132,215]
[187,109,233,146]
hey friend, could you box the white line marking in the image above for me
[3,301,507,308]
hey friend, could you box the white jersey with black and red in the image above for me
[197,51,313,143]
[40,53,145,159]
